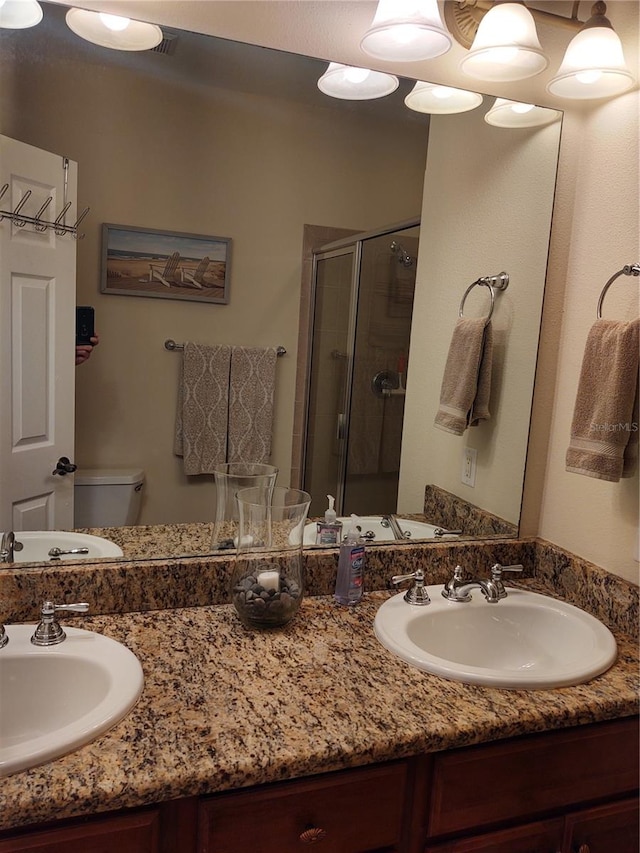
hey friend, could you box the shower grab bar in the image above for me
[164,339,286,356]
[596,264,640,318]
[459,271,509,324]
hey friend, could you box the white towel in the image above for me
[174,343,231,475]
[228,346,277,464]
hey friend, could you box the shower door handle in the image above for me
[336,413,347,441]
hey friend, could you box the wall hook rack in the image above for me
[0,183,90,239]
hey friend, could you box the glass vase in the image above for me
[231,486,311,629]
[212,462,278,551]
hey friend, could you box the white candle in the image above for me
[257,570,280,592]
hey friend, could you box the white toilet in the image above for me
[74,468,145,529]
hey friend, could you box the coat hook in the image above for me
[34,197,54,232]
[10,191,32,227]
[72,207,90,240]
[53,201,72,235]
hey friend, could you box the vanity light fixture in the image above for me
[484,98,562,128]
[547,1,634,99]
[404,81,483,113]
[0,0,43,29]
[360,0,452,62]
[65,7,162,51]
[460,2,548,81]
[317,63,399,100]
[444,0,634,99]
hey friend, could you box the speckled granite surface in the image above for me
[423,484,518,537]
[0,591,637,833]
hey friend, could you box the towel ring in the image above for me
[596,264,640,318]
[459,272,509,322]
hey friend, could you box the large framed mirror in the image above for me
[0,2,561,565]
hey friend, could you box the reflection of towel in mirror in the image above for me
[434,318,493,435]
[174,343,231,474]
[228,346,278,464]
[566,318,639,481]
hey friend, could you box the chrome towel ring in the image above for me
[459,271,509,323]
[596,264,640,318]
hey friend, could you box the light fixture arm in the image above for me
[444,0,592,50]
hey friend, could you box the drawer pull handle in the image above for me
[299,826,328,844]
[576,846,591,853]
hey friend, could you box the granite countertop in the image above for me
[0,589,638,833]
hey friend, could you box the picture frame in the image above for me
[101,223,232,304]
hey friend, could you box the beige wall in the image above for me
[1,19,428,524]
[399,110,560,524]
[527,87,640,583]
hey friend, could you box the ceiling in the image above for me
[45,1,637,113]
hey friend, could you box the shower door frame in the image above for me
[301,217,420,516]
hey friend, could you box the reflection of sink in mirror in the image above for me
[303,516,440,546]
[374,587,617,690]
[0,624,144,776]
[10,532,123,562]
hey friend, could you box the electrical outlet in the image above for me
[461,447,477,487]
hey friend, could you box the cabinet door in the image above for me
[424,817,564,852]
[563,798,639,853]
[198,762,408,853]
[0,810,160,853]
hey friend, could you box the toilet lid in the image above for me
[74,468,145,486]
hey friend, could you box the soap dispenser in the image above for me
[334,514,365,606]
[315,495,343,545]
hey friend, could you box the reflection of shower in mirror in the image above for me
[390,240,414,268]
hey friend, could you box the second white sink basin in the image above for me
[10,531,123,562]
[304,516,440,545]
[0,624,144,776]
[374,586,617,690]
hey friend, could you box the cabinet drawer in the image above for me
[564,797,640,853]
[198,762,408,853]
[424,816,564,852]
[0,810,160,853]
[426,718,639,838]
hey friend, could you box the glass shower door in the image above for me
[303,247,357,519]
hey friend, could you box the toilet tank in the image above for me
[74,468,145,529]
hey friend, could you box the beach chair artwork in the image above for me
[142,251,181,287]
[180,256,210,289]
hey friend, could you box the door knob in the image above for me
[52,456,77,476]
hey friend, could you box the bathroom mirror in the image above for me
[0,2,561,565]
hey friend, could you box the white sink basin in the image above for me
[374,586,617,690]
[0,624,144,776]
[303,516,440,545]
[10,531,123,562]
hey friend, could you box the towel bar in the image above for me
[458,271,509,323]
[596,264,640,318]
[164,339,286,356]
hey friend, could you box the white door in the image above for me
[0,135,77,531]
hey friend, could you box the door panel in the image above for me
[0,135,77,531]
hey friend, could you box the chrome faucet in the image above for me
[441,565,501,603]
[391,567,431,605]
[490,563,524,598]
[0,531,23,563]
[0,624,7,648]
[31,600,90,646]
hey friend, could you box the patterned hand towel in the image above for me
[434,318,493,435]
[228,347,278,464]
[174,343,231,475]
[566,318,639,481]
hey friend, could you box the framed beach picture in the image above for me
[101,224,232,304]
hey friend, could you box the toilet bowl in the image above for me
[74,468,145,529]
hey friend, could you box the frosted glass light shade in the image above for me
[405,82,483,114]
[484,98,562,128]
[65,8,162,50]
[461,3,548,81]
[0,0,43,29]
[360,0,452,62]
[317,63,399,100]
[547,26,634,99]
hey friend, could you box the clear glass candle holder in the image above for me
[231,486,311,629]
[212,463,278,551]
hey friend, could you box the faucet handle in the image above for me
[31,600,90,646]
[391,568,431,606]
[490,564,523,599]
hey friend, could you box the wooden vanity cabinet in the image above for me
[197,760,411,852]
[0,718,637,853]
